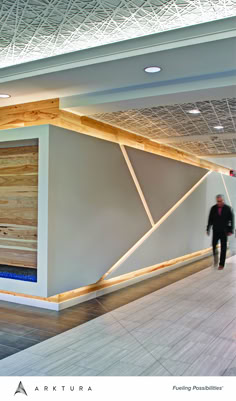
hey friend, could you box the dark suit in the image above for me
[207,204,234,267]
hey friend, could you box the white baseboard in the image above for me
[59,250,212,309]
[0,293,59,310]
[58,292,98,310]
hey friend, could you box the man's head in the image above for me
[216,194,224,207]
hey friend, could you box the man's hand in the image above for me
[227,232,232,236]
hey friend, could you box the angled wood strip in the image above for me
[99,171,211,281]
[120,144,154,227]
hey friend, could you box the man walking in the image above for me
[207,195,234,270]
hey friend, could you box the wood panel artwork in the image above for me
[0,145,38,268]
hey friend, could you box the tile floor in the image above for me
[0,255,236,376]
[0,255,212,360]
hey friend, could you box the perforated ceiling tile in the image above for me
[171,138,236,155]
[1,0,236,68]
[93,98,236,155]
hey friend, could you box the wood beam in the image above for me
[0,99,60,130]
[2,98,59,115]
[0,98,231,175]
[57,110,230,175]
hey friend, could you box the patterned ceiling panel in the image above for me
[93,98,236,155]
[171,138,236,155]
[1,0,236,68]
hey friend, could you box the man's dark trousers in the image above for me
[212,231,227,267]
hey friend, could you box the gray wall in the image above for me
[126,146,207,223]
[47,126,150,295]
[108,171,230,279]
[47,127,235,294]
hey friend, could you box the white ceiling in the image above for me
[0,2,236,156]
[1,0,236,69]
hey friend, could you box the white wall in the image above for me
[47,126,151,296]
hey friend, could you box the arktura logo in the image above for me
[14,381,28,396]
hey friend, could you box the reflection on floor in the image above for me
[0,255,236,376]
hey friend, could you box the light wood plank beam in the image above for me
[0,99,231,175]
[2,99,59,115]
[57,110,230,175]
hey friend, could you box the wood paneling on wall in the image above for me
[0,145,38,268]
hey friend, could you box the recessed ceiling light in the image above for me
[144,66,162,74]
[187,109,201,114]
[214,125,224,130]
[0,93,11,98]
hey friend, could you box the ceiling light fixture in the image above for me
[0,94,11,98]
[144,66,162,74]
[187,109,201,114]
[214,125,224,130]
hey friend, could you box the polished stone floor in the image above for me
[0,255,236,376]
